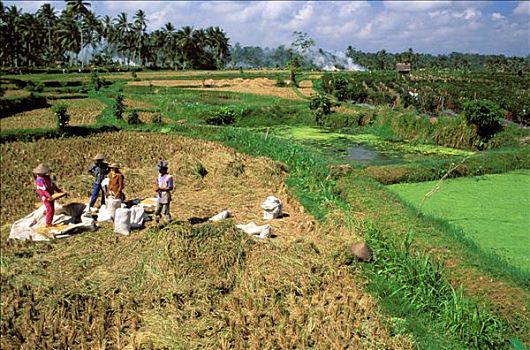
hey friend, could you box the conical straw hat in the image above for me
[109,162,121,168]
[93,153,106,160]
[32,163,51,175]
[350,242,373,261]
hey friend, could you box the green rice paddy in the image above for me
[388,169,530,271]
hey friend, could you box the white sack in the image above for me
[9,203,97,241]
[236,222,272,239]
[107,197,122,219]
[114,208,131,235]
[96,204,112,222]
[209,210,231,222]
[261,196,283,220]
[130,205,145,229]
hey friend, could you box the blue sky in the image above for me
[6,1,530,56]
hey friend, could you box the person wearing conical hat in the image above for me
[88,153,110,211]
[108,162,125,202]
[33,163,64,227]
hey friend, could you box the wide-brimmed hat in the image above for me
[93,153,106,160]
[32,163,51,175]
[350,242,373,261]
[109,162,121,168]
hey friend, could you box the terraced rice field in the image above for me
[0,98,106,130]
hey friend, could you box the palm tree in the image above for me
[57,10,81,66]
[133,9,148,66]
[66,0,91,67]
[176,25,196,69]
[36,3,58,65]
[114,12,132,66]
[161,22,177,69]
[206,26,230,69]
[3,5,22,68]
[19,12,45,67]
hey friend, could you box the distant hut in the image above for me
[396,62,411,74]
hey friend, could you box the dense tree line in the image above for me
[345,47,530,73]
[229,44,529,73]
[1,0,528,73]
[0,0,230,70]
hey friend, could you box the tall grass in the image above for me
[362,221,506,349]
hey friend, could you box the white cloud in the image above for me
[491,12,506,21]
[3,1,65,13]
[514,1,530,15]
[2,0,528,56]
[383,1,451,12]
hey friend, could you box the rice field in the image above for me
[0,98,106,130]
[388,169,530,271]
[128,78,307,100]
[0,131,411,349]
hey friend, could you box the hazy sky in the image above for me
[6,0,530,56]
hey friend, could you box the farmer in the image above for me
[33,163,65,227]
[88,153,109,212]
[154,160,174,223]
[107,162,125,202]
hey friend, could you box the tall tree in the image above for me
[133,9,148,66]
[176,25,196,69]
[66,0,91,67]
[114,12,132,66]
[36,3,58,64]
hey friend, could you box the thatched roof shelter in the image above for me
[396,62,411,74]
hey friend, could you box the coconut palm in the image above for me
[57,10,81,66]
[66,0,91,67]
[176,25,196,69]
[114,12,133,66]
[19,13,45,67]
[3,5,23,68]
[206,26,230,69]
[161,22,178,69]
[36,3,58,64]
[133,9,148,66]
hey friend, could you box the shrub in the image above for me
[206,107,236,125]
[275,77,287,87]
[53,104,69,129]
[114,94,124,120]
[309,94,331,126]
[127,110,142,125]
[91,72,102,91]
[462,99,504,143]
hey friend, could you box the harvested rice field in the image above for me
[128,78,306,100]
[0,132,411,349]
[0,98,106,130]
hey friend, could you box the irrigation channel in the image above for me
[273,126,472,166]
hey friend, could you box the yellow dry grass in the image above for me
[1,131,412,349]
[124,98,155,110]
[298,80,316,98]
[128,78,305,100]
[2,89,31,98]
[0,98,106,131]
[101,69,286,80]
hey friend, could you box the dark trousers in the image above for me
[89,183,106,207]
